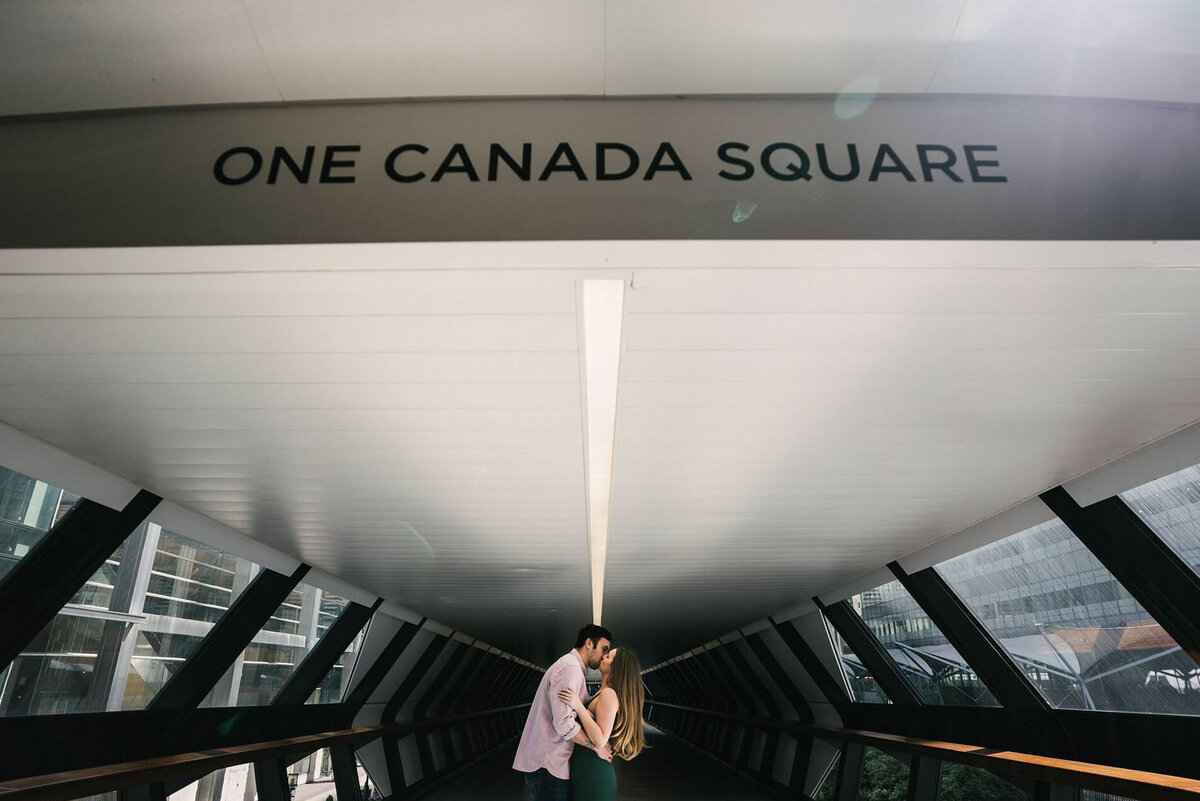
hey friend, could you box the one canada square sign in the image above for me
[1,96,1198,246]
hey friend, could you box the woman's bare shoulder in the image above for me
[596,687,619,704]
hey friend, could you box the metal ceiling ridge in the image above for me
[4,90,1198,126]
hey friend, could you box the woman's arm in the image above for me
[558,688,618,750]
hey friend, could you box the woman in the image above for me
[557,648,647,801]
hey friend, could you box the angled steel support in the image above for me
[383,633,451,723]
[768,617,852,718]
[253,756,290,801]
[344,618,424,714]
[698,648,751,714]
[722,639,781,718]
[330,743,362,801]
[273,598,382,706]
[447,651,498,714]
[815,598,924,706]
[0,490,160,671]
[906,756,942,801]
[430,645,482,717]
[746,626,815,722]
[413,641,471,719]
[149,564,311,710]
[887,562,1049,712]
[1041,486,1200,663]
[833,741,865,801]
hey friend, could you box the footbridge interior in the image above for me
[2,3,1200,801]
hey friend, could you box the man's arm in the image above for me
[547,665,582,741]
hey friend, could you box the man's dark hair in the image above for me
[575,624,613,649]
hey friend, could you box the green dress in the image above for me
[570,745,617,801]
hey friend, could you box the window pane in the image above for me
[168,763,256,801]
[0,614,121,716]
[825,617,890,704]
[289,749,336,801]
[204,587,352,707]
[811,749,840,801]
[848,580,998,707]
[938,763,1030,801]
[860,746,909,801]
[308,612,370,705]
[936,518,1200,714]
[1120,464,1200,575]
[0,464,78,581]
[0,519,136,717]
[122,528,259,710]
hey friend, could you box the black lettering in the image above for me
[268,146,315,184]
[539,143,588,181]
[816,143,860,181]
[488,143,531,181]
[385,144,428,183]
[964,145,1007,183]
[432,143,480,182]
[868,144,916,182]
[320,145,359,184]
[213,147,262,186]
[596,142,639,181]
[717,142,754,180]
[761,142,811,181]
[644,142,692,181]
[916,145,963,182]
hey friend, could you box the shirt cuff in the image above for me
[560,720,581,740]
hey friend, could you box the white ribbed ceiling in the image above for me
[2,242,1200,665]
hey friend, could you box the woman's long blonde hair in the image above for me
[607,648,647,761]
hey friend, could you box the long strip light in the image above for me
[581,279,626,625]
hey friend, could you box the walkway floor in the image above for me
[423,732,778,801]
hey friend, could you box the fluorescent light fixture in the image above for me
[581,279,625,626]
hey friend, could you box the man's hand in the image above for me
[594,742,613,762]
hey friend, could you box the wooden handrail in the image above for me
[646,700,1200,800]
[0,704,529,801]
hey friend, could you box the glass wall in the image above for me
[0,464,78,582]
[824,618,890,704]
[1121,463,1200,579]
[122,528,260,709]
[935,518,1199,714]
[859,746,909,801]
[167,763,255,801]
[847,580,998,707]
[204,586,353,707]
[938,764,1030,801]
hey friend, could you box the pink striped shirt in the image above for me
[512,650,589,780]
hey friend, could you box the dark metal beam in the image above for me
[907,756,942,801]
[273,598,382,706]
[833,741,865,801]
[383,634,451,724]
[253,756,290,801]
[330,743,362,801]
[1041,486,1200,664]
[149,564,311,711]
[0,490,160,671]
[344,619,424,714]
[413,641,471,719]
[722,639,781,718]
[745,627,815,722]
[887,562,1049,712]
[768,617,852,718]
[813,600,924,706]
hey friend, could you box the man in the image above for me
[513,624,613,801]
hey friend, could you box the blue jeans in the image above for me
[525,768,570,801]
